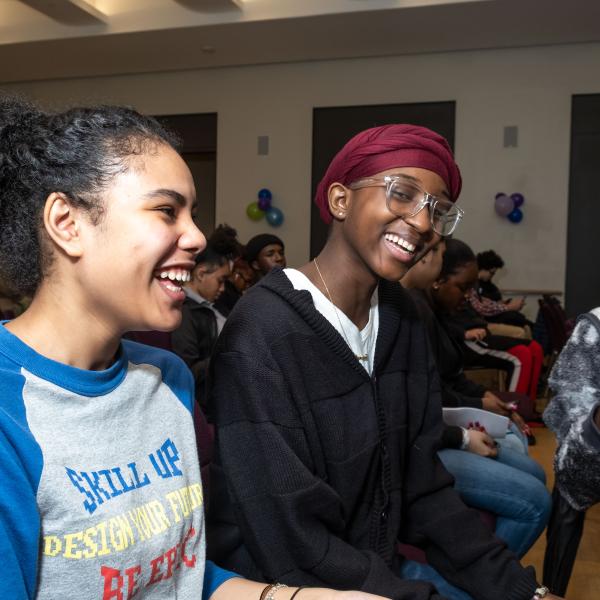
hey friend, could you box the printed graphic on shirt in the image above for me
[23,361,205,600]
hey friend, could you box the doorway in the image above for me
[154,113,217,237]
[566,95,600,317]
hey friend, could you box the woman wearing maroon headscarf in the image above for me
[206,126,559,600]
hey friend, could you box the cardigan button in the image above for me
[380,510,388,521]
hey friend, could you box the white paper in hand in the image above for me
[442,407,510,438]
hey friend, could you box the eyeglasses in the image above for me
[348,175,464,236]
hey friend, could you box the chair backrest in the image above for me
[538,296,569,353]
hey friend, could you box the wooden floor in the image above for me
[524,427,600,599]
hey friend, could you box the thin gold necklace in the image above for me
[313,258,368,362]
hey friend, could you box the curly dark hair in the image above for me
[208,223,244,260]
[439,238,476,279]
[477,249,505,271]
[0,95,179,296]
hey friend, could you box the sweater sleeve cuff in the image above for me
[582,402,600,451]
[202,560,241,600]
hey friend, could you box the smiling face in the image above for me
[78,143,206,333]
[433,260,478,313]
[340,167,444,281]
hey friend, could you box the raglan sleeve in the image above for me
[0,378,43,600]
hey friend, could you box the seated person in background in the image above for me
[542,309,600,596]
[402,239,551,558]
[469,249,532,334]
[210,224,254,316]
[402,239,543,450]
[439,240,543,416]
[245,233,286,280]
[172,244,230,414]
[207,123,558,600]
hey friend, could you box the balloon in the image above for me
[246,202,265,221]
[258,188,272,201]
[257,196,272,211]
[510,192,525,208]
[494,193,513,217]
[507,207,523,223]
[265,206,284,227]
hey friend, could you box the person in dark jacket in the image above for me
[402,240,551,557]
[171,244,230,413]
[206,124,558,600]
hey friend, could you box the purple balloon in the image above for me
[510,193,525,208]
[494,194,513,217]
[257,196,272,211]
[507,207,523,224]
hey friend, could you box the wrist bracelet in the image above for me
[532,585,549,599]
[261,583,288,600]
[290,586,307,600]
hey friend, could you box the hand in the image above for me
[466,429,498,457]
[506,297,525,311]
[465,328,487,341]
[546,595,565,600]
[482,391,513,416]
[510,411,531,436]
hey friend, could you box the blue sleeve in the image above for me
[0,369,43,599]
[123,340,195,415]
[202,560,241,600]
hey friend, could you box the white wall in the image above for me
[5,42,600,296]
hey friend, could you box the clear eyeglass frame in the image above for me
[347,175,464,236]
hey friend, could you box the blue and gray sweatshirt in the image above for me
[0,323,236,599]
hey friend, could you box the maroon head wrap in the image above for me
[314,124,462,224]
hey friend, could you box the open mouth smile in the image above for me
[154,268,191,300]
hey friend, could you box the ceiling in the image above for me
[2,0,600,83]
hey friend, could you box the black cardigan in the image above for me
[206,269,538,600]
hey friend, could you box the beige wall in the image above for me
[5,42,600,296]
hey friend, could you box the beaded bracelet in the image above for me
[260,583,288,600]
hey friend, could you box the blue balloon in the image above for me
[510,192,525,208]
[258,188,272,201]
[266,206,284,227]
[507,207,523,223]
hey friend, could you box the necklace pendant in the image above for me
[356,354,368,361]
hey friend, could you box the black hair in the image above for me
[194,244,229,272]
[477,249,504,271]
[0,95,179,296]
[439,238,476,279]
[208,223,243,260]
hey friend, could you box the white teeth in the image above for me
[165,282,182,292]
[385,233,416,253]
[158,269,191,283]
